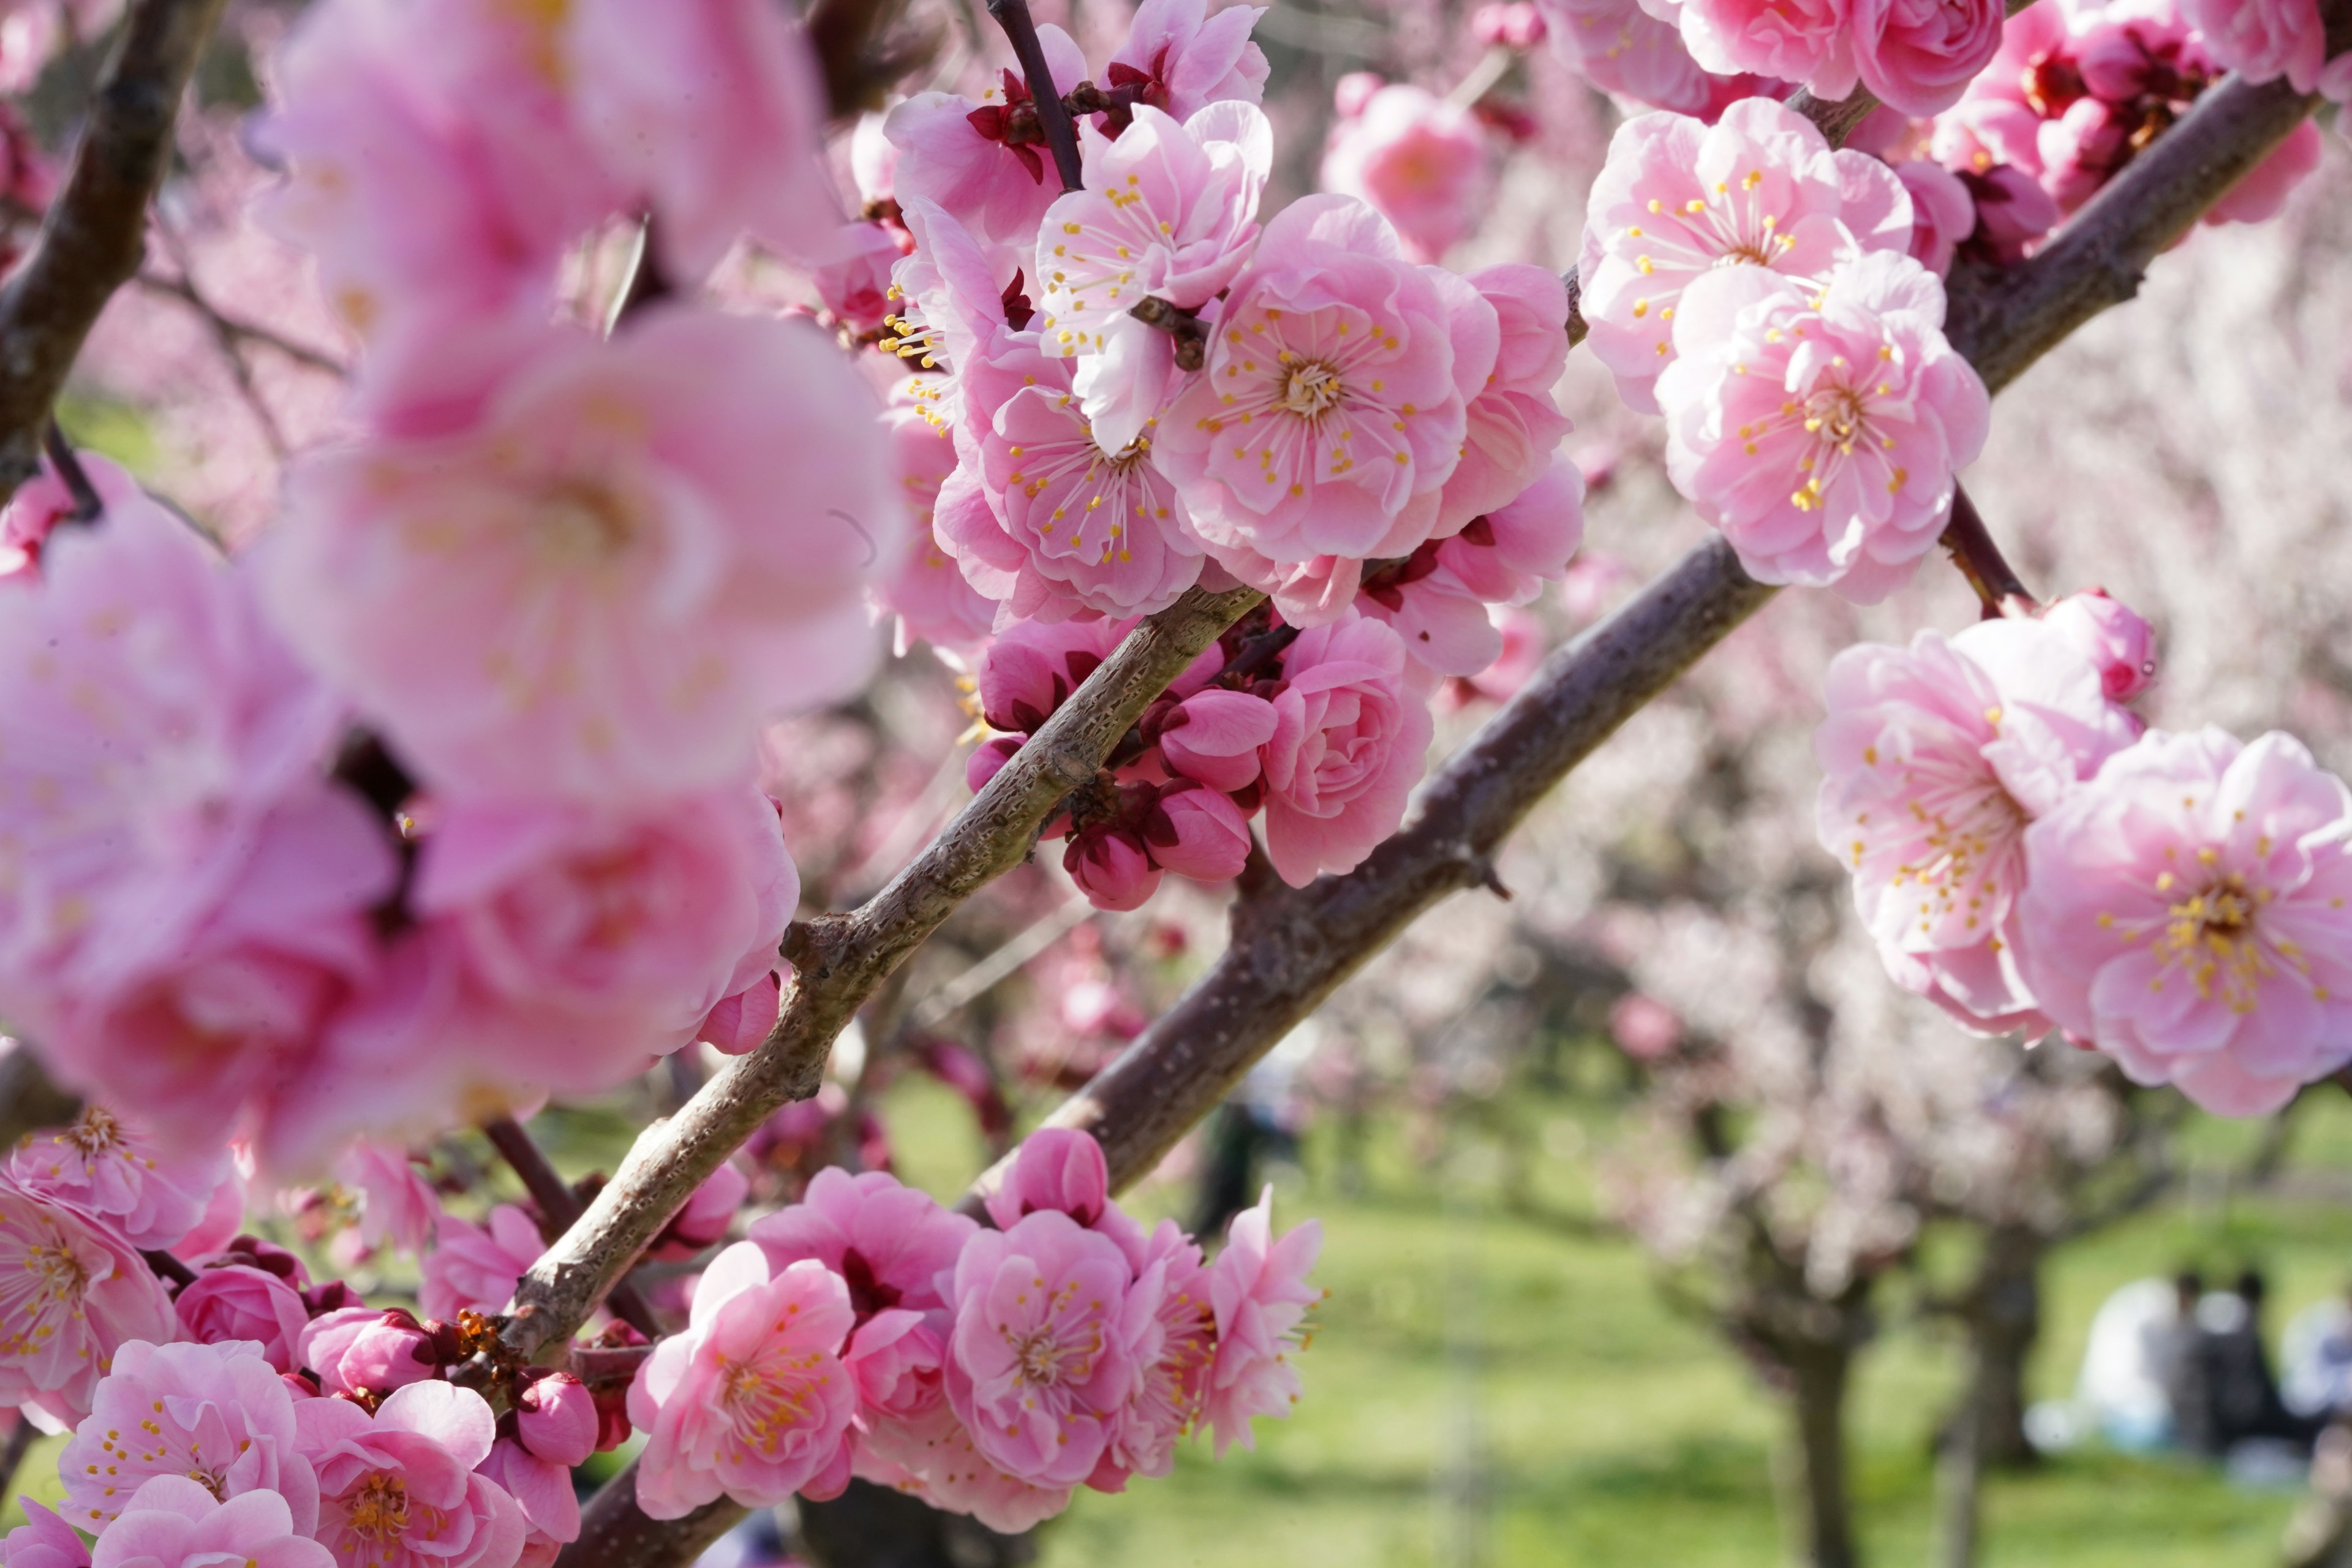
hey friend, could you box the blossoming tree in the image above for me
[0,0,2347,1563]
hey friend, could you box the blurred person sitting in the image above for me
[2056,1273,2193,1452]
[2286,1281,2352,1423]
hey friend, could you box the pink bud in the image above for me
[1065,827,1162,912]
[967,734,1022,795]
[2041,589,2157,702]
[175,1264,311,1374]
[984,1127,1111,1230]
[649,1162,750,1261]
[297,1305,439,1396]
[515,1371,600,1467]
[1333,71,1384,118]
[1158,689,1278,793]
[1144,783,1253,883]
[698,971,781,1056]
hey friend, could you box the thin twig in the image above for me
[140,1248,197,1288]
[480,1115,664,1341]
[907,894,1094,1031]
[1940,486,2037,618]
[43,420,103,522]
[151,225,288,457]
[0,0,230,499]
[132,271,348,376]
[982,0,1083,190]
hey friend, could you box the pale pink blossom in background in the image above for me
[6,1106,230,1250]
[565,0,839,278]
[420,1205,545,1321]
[298,1380,526,1568]
[263,307,895,802]
[298,1307,439,1398]
[1107,0,1270,122]
[1534,0,1720,114]
[627,1244,859,1517]
[2020,729,2352,1116]
[1319,84,1489,263]
[1894,159,1973,274]
[1578,98,1912,413]
[175,1264,311,1372]
[1815,617,2139,1035]
[61,1340,317,1534]
[1609,992,1684,1059]
[330,1140,441,1259]
[1257,616,1437,887]
[2204,119,2322,226]
[1658,251,1989,601]
[86,1477,334,1568]
[0,1178,178,1427]
[1157,195,1468,575]
[0,450,139,579]
[1849,0,2002,115]
[1202,1188,1321,1455]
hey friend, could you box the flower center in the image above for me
[2148,865,2286,1012]
[534,481,637,568]
[1806,386,1868,449]
[59,1106,123,1159]
[25,1242,88,1306]
[347,1474,410,1543]
[721,1357,816,1447]
[1012,1328,1076,1387]
[188,1466,228,1501]
[1280,363,1344,419]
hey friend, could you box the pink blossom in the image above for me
[2043,589,2158,703]
[1956,164,2059,266]
[263,307,895,802]
[1657,251,1989,601]
[1578,97,1913,414]
[813,222,907,336]
[1894,159,1973,276]
[749,1168,976,1329]
[61,1339,317,1536]
[946,1209,1155,1485]
[1158,689,1278,791]
[1609,992,1684,1059]
[1363,453,1588,679]
[478,1374,596,1568]
[1157,195,1469,570]
[1319,85,1488,264]
[1096,1223,1214,1488]
[981,1129,1148,1261]
[647,1163,749,1261]
[1675,0,1856,100]
[698,973,779,1057]
[1205,549,1365,628]
[1108,0,1270,123]
[472,1441,569,1568]
[565,0,838,279]
[298,1380,526,1568]
[7,1107,230,1250]
[872,405,997,655]
[1332,72,1385,119]
[0,498,394,1159]
[1144,783,1253,882]
[2019,729,2352,1116]
[1850,0,2002,115]
[176,1265,311,1373]
[2183,0,2325,91]
[627,1243,859,1517]
[885,30,1088,248]
[943,342,1207,620]
[1816,617,2140,1035]
[419,1205,545,1321]
[331,1142,440,1261]
[1202,1188,1321,1455]
[403,788,795,1097]
[296,1308,439,1399]
[0,450,139,580]
[1436,264,1574,535]
[0,1177,178,1426]
[850,1403,1074,1532]
[2,1502,89,1568]
[1065,825,1164,911]
[1474,1,1551,45]
[978,617,1128,734]
[1257,615,1436,887]
[86,1476,333,1568]
[1535,0,1719,114]
[883,197,1027,442]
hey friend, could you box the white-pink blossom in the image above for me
[0,1178,178,1427]
[297,1381,526,1568]
[1257,615,1436,887]
[7,1107,230,1250]
[1202,1188,1321,1455]
[61,1340,317,1534]
[419,1205,545,1321]
[86,1477,333,1568]
[1106,0,1270,122]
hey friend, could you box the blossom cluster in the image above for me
[1817,592,2352,1116]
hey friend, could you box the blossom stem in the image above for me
[481,1115,665,1341]
[42,420,103,524]
[984,0,1085,190]
[1940,487,2037,619]
[0,0,229,502]
[1128,295,1209,371]
[0,1417,36,1508]
[140,1248,197,1289]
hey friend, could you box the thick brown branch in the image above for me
[480,1116,663,1341]
[0,0,227,500]
[554,1462,740,1568]
[494,583,1259,1368]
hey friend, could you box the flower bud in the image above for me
[698,971,781,1056]
[2042,589,2156,702]
[648,1163,750,1261]
[514,1371,600,1467]
[1144,782,1253,883]
[298,1305,439,1397]
[1064,826,1161,912]
[1157,689,1278,793]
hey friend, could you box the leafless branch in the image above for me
[0,0,228,499]
[133,270,349,377]
[480,1116,663,1341]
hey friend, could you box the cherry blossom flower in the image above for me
[297,1381,526,1568]
[0,496,394,1158]
[263,307,895,802]
[1894,160,1973,275]
[1144,783,1254,882]
[1815,617,2140,1035]
[1578,97,1912,414]
[1202,1188,1321,1455]
[1156,195,1469,575]
[1657,251,1989,601]
[1097,1223,1214,1487]
[872,406,997,655]
[977,617,1129,734]
[699,974,782,1056]
[419,1206,544,1322]
[851,1404,1073,1533]
[746,1167,976,1329]
[297,1308,439,1399]
[812,222,908,336]
[175,1264,311,1373]
[944,1209,1156,1486]
[0,1178,178,1426]
[61,1340,317,1535]
[1675,0,1855,102]
[1257,615,1436,887]
[2042,589,2158,703]
[86,1477,334,1568]
[1319,84,1488,263]
[2182,0,2325,91]
[1535,0,1721,114]
[477,1374,596,1568]
[1106,0,1271,123]
[1850,0,2003,115]
[1435,265,1575,536]
[879,197,1026,442]
[2,1502,89,1568]
[2019,729,2352,1116]
[565,0,839,279]
[884,30,1088,248]
[627,1243,859,1517]
[330,1142,440,1261]
[980,1129,1147,1264]
[6,1107,231,1250]
[1064,821,1164,911]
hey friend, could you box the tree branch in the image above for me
[492,583,1260,1368]
[480,1116,663,1341]
[0,0,228,500]
[984,0,1084,190]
